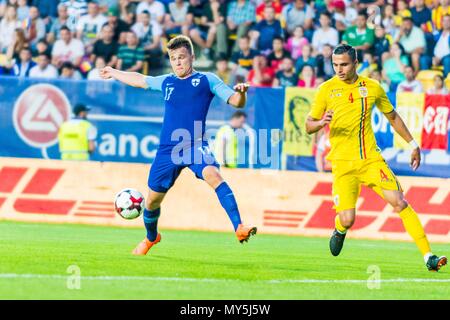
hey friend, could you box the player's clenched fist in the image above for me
[100,66,114,80]
[233,83,249,93]
[320,110,333,127]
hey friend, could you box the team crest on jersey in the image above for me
[192,78,200,87]
[359,86,368,97]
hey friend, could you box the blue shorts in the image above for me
[148,143,219,193]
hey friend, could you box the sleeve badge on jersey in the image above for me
[192,78,200,87]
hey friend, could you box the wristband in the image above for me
[409,140,419,149]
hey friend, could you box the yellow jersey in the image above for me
[432,5,450,31]
[308,75,394,161]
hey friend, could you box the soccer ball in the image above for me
[114,188,145,220]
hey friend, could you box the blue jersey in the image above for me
[144,71,235,151]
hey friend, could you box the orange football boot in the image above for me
[132,233,161,255]
[236,224,257,243]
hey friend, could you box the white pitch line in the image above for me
[0,274,449,284]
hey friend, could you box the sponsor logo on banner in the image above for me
[0,164,114,218]
[13,84,71,148]
[0,158,448,242]
[421,94,450,150]
[299,181,450,239]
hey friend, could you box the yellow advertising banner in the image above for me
[394,93,425,149]
[282,87,315,156]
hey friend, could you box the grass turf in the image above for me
[0,221,448,300]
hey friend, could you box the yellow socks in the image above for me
[335,215,347,234]
[399,205,432,258]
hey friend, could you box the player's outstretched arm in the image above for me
[228,83,249,108]
[100,66,147,88]
[384,110,421,170]
[305,110,333,135]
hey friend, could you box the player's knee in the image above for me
[202,167,223,187]
[392,199,408,213]
[338,210,355,228]
[340,216,355,229]
[146,197,162,211]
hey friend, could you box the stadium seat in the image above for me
[416,70,443,91]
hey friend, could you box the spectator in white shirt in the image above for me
[311,12,339,54]
[136,0,165,26]
[87,55,106,80]
[397,66,424,93]
[0,6,21,53]
[76,1,107,48]
[131,10,162,52]
[29,53,59,78]
[59,0,88,31]
[430,14,450,77]
[52,26,85,68]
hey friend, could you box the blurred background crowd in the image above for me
[0,0,449,94]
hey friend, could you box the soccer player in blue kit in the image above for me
[100,36,257,255]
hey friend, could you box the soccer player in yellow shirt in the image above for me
[305,44,447,271]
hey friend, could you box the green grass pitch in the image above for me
[0,221,448,299]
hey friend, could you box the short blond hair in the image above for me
[167,35,194,55]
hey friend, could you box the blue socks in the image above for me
[215,182,242,231]
[143,208,160,242]
[143,183,241,238]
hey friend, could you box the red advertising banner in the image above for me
[421,94,450,150]
[0,157,449,243]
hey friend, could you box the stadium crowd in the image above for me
[0,0,449,94]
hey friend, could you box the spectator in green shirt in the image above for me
[382,42,409,92]
[117,31,145,72]
[342,11,375,60]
